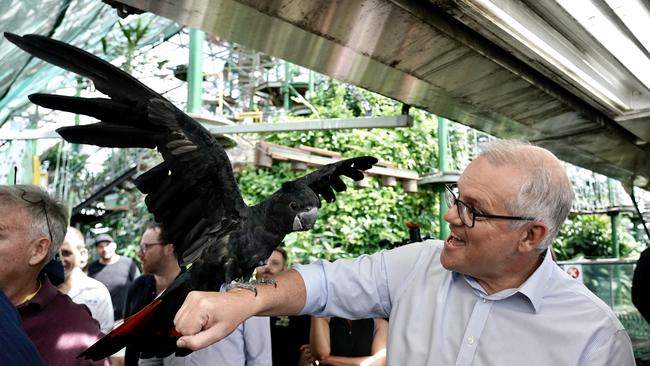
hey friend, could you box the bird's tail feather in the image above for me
[79,273,192,360]
[78,298,164,360]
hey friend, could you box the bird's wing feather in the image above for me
[294,156,378,202]
[5,32,248,260]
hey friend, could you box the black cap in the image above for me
[93,233,114,246]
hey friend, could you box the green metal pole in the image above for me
[187,29,205,113]
[308,70,314,99]
[438,116,449,240]
[283,62,292,112]
[608,178,619,258]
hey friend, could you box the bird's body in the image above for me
[5,32,377,360]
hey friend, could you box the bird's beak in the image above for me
[293,207,318,231]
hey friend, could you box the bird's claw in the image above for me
[224,281,258,296]
[223,278,278,296]
[255,277,277,288]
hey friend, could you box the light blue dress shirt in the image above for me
[296,240,635,365]
[162,316,272,366]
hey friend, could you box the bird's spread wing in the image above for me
[5,33,247,262]
[294,156,378,203]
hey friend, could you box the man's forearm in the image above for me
[174,269,308,351]
[252,269,306,316]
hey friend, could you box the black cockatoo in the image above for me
[5,33,377,360]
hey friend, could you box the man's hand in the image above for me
[174,290,256,350]
[298,344,316,366]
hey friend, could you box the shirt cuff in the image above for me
[293,261,327,315]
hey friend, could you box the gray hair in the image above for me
[0,185,68,263]
[65,226,87,251]
[477,140,574,251]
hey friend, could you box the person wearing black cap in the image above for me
[88,232,140,322]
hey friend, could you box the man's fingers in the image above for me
[174,292,208,335]
[176,325,224,350]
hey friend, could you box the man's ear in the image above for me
[79,247,89,260]
[518,221,548,253]
[28,237,51,267]
[164,244,175,255]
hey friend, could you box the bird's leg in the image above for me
[220,257,258,295]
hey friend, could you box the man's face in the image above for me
[0,203,39,291]
[95,240,116,261]
[138,228,168,274]
[256,250,286,278]
[60,235,87,279]
[441,157,528,281]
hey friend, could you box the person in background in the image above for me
[310,317,387,366]
[172,140,636,365]
[0,184,109,366]
[88,232,140,322]
[122,222,272,366]
[123,222,183,366]
[58,226,114,334]
[256,246,314,366]
[633,246,650,323]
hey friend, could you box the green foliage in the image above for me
[553,214,639,260]
[238,80,445,263]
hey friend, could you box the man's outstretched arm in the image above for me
[174,269,306,350]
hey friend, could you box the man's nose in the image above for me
[443,205,462,226]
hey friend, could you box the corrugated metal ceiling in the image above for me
[113,0,650,189]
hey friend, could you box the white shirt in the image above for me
[163,316,272,366]
[67,267,114,334]
[296,240,635,365]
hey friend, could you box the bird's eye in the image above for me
[290,202,299,210]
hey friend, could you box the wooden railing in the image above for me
[254,141,419,192]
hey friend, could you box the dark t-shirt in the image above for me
[270,314,311,365]
[329,317,374,357]
[0,289,44,366]
[122,274,157,366]
[633,247,650,322]
[88,256,140,320]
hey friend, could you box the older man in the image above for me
[173,140,635,365]
[58,227,114,333]
[0,184,108,366]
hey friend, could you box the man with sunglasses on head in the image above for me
[171,140,635,365]
[0,184,109,366]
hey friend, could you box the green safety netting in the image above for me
[0,0,182,126]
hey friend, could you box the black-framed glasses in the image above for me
[19,189,53,243]
[444,184,534,228]
[139,242,165,253]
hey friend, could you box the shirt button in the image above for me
[481,298,487,303]
[467,336,475,344]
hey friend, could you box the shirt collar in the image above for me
[515,247,554,313]
[457,247,554,313]
[17,275,58,310]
